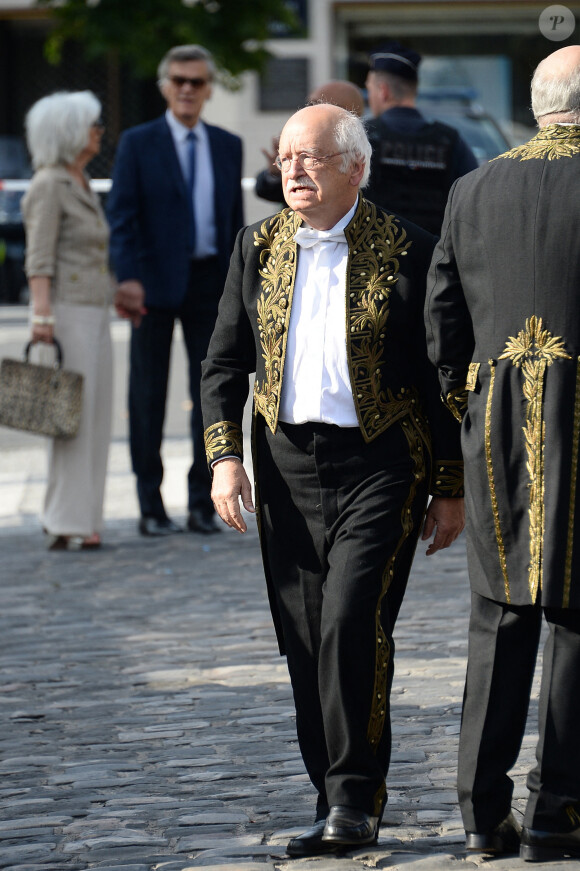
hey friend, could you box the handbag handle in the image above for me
[24,339,64,369]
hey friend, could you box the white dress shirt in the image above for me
[279,200,359,426]
[165,110,217,258]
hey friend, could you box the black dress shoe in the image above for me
[520,825,580,862]
[187,508,221,534]
[322,805,379,846]
[287,819,340,857]
[465,812,521,854]
[138,516,182,537]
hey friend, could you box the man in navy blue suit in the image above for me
[108,44,244,536]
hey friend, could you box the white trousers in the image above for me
[39,303,113,537]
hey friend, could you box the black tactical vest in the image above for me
[365,117,460,235]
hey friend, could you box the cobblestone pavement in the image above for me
[0,426,566,871]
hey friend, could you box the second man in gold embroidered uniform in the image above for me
[425,46,580,861]
[202,104,464,856]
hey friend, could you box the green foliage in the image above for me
[36,0,299,83]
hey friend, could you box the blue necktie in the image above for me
[186,130,197,252]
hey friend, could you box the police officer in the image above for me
[365,42,478,235]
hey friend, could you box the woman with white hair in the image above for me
[22,90,114,550]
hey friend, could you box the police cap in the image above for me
[369,41,421,82]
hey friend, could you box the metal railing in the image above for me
[0,177,257,193]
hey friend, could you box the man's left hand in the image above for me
[114,280,147,327]
[421,496,465,556]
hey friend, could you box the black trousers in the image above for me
[256,417,430,818]
[129,257,221,519]
[458,592,580,833]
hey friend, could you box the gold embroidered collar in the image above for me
[495,124,580,161]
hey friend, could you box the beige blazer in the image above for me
[22,165,113,307]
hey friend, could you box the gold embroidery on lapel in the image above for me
[494,125,580,162]
[204,421,244,462]
[252,210,300,433]
[500,316,571,601]
[485,360,511,602]
[345,199,413,441]
[563,357,580,608]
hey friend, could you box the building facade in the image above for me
[0,0,578,225]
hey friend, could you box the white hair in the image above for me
[157,44,216,84]
[333,109,373,188]
[531,59,580,122]
[25,91,101,169]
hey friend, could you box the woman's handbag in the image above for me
[0,339,84,438]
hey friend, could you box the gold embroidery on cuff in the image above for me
[444,388,468,423]
[432,460,464,497]
[204,421,243,463]
[563,357,580,608]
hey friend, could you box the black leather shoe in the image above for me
[520,825,580,862]
[287,819,340,857]
[465,812,521,854]
[187,508,221,534]
[322,805,379,846]
[138,516,182,537]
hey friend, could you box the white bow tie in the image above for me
[294,226,347,248]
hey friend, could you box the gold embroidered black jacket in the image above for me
[425,125,580,610]
[202,195,462,496]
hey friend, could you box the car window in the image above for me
[419,108,510,163]
[0,136,32,179]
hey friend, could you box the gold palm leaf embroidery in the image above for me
[500,316,570,367]
[204,421,244,462]
[499,316,570,600]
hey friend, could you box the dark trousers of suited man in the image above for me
[129,256,221,521]
[256,416,431,818]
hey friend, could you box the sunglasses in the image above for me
[168,75,209,89]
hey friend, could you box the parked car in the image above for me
[0,136,31,304]
[416,87,512,164]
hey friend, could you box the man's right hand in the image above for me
[211,457,255,533]
[114,280,146,327]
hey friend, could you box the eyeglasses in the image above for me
[168,75,209,89]
[274,152,345,172]
[91,119,105,130]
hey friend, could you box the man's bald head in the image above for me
[308,81,365,117]
[532,45,580,125]
[279,103,372,187]
[278,103,371,229]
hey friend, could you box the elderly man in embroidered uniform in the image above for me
[201,103,464,856]
[425,45,580,862]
